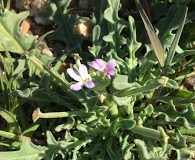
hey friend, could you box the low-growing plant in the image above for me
[0,0,195,159]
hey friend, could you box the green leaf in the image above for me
[22,122,40,137]
[88,25,101,57]
[164,7,188,74]
[134,0,166,67]
[156,4,187,51]
[44,0,87,53]
[134,139,152,159]
[46,131,66,159]
[151,2,168,21]
[0,11,36,54]
[91,0,108,25]
[0,138,47,160]
[154,102,195,128]
[114,77,167,97]
[113,96,130,106]
[0,130,16,139]
[112,75,140,90]
[11,86,78,110]
[125,16,141,79]
[46,131,58,146]
[110,118,135,136]
[0,108,21,135]
[171,129,187,148]
[134,139,165,159]
[120,135,135,160]
[131,126,161,140]
[107,138,119,160]
[103,0,128,58]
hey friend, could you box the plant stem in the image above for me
[32,108,86,122]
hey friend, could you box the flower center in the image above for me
[82,74,92,82]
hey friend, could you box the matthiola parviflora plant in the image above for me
[0,0,195,160]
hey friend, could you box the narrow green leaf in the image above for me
[34,30,54,48]
[164,7,188,73]
[134,139,150,159]
[0,108,21,135]
[22,122,40,137]
[0,130,16,139]
[114,77,167,97]
[134,0,165,67]
[107,138,119,160]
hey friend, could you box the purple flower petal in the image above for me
[106,69,115,76]
[79,64,88,80]
[84,81,95,89]
[70,82,83,91]
[106,74,111,79]
[67,68,82,82]
[107,59,117,69]
[91,59,106,71]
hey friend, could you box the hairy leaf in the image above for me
[0,138,47,160]
[0,11,36,54]
[0,108,21,135]
[44,0,87,53]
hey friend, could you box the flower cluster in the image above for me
[67,58,117,91]
[91,59,117,79]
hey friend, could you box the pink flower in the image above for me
[91,59,117,78]
[67,64,95,91]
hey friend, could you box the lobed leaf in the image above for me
[125,16,141,79]
[156,3,188,51]
[0,138,47,160]
[164,7,188,74]
[44,0,87,54]
[103,0,128,58]
[88,25,101,57]
[0,11,36,54]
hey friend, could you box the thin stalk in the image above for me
[32,107,86,122]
